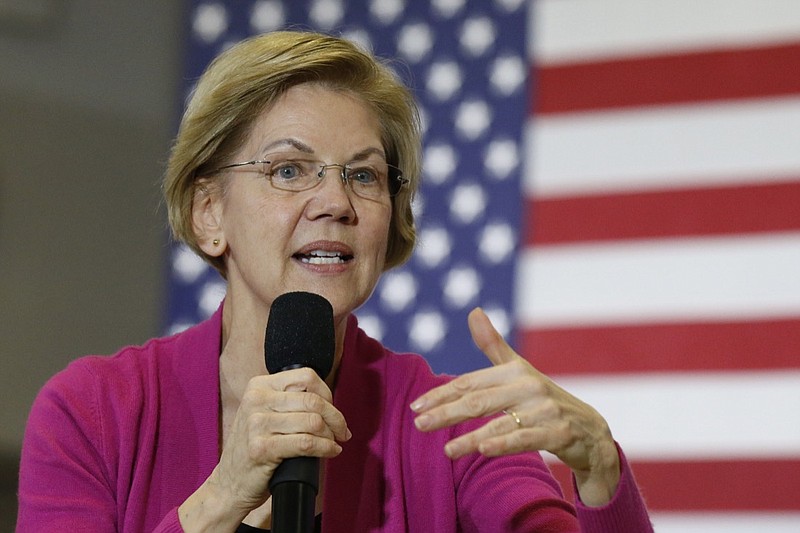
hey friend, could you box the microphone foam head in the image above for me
[265,291,335,379]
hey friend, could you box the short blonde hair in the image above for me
[164,30,421,275]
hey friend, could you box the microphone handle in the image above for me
[269,456,319,533]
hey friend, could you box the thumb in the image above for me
[468,307,518,366]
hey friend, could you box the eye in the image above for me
[270,160,304,181]
[347,166,380,185]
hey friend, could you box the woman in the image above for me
[18,31,653,532]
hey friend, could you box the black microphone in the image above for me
[265,291,335,533]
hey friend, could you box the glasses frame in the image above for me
[207,154,409,199]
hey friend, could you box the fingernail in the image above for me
[346,428,353,440]
[414,414,431,430]
[410,399,426,412]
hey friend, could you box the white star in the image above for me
[309,0,345,30]
[432,0,465,18]
[193,3,228,44]
[490,54,526,95]
[379,270,418,312]
[198,280,227,318]
[412,190,425,220]
[173,244,209,284]
[426,61,463,101]
[460,16,496,57]
[370,0,405,25]
[484,138,520,180]
[250,0,286,33]
[416,225,453,268]
[424,143,458,185]
[166,320,196,336]
[479,221,516,264]
[409,310,447,352]
[341,29,373,54]
[355,313,385,342]
[495,0,526,13]
[450,182,487,224]
[397,23,434,63]
[443,266,481,308]
[455,99,492,140]
[482,306,512,338]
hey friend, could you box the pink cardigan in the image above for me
[18,306,652,532]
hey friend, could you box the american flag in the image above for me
[167,1,800,530]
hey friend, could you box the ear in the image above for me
[192,180,226,257]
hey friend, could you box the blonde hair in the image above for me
[164,30,421,275]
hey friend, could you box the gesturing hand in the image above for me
[410,308,620,506]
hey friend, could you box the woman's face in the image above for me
[198,83,393,325]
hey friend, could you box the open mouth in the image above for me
[295,250,354,265]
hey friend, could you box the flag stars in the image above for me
[193,3,228,43]
[482,306,511,338]
[250,0,286,33]
[355,313,385,342]
[460,16,496,57]
[370,0,405,25]
[409,310,447,352]
[397,23,434,63]
[416,225,453,269]
[455,99,492,139]
[379,270,419,312]
[490,54,526,95]
[199,280,227,318]
[484,138,520,180]
[426,60,464,101]
[479,221,516,264]
[443,265,481,308]
[432,0,466,18]
[173,244,210,283]
[424,143,458,185]
[450,182,487,224]
[309,0,345,29]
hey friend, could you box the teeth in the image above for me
[300,250,345,264]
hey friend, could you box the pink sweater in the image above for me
[18,306,652,532]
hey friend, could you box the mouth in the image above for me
[295,250,353,265]
[293,242,355,265]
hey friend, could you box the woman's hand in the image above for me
[180,367,351,530]
[410,308,620,506]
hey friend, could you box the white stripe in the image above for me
[650,512,800,533]
[549,370,800,459]
[525,97,800,198]
[532,0,800,64]
[516,233,800,327]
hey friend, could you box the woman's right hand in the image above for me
[179,367,351,531]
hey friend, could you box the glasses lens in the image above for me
[264,153,405,198]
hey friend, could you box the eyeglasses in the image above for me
[208,152,409,200]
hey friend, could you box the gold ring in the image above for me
[503,409,522,429]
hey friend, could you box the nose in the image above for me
[308,164,356,221]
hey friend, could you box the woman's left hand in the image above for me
[410,308,621,506]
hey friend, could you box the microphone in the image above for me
[265,291,335,533]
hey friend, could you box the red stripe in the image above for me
[547,458,800,511]
[517,318,800,375]
[525,180,800,245]
[533,42,800,114]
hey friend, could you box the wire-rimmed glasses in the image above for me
[207,152,408,200]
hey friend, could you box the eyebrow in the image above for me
[258,138,386,161]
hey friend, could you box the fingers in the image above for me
[467,307,517,366]
[243,368,351,443]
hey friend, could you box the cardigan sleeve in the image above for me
[454,441,653,532]
[574,445,654,532]
[17,361,184,533]
[17,363,119,531]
